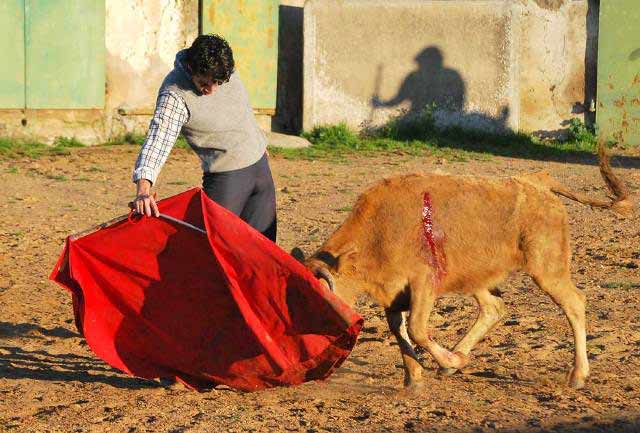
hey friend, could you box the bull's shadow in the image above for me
[368,415,640,433]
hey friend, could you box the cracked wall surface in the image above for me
[518,0,592,135]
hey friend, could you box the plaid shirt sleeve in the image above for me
[132,91,189,184]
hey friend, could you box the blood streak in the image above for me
[422,192,447,283]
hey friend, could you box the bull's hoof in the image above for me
[403,373,423,388]
[438,367,458,376]
[447,351,469,370]
[398,381,424,397]
[567,367,588,389]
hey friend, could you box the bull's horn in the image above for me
[314,267,335,292]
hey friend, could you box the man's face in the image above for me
[192,74,223,96]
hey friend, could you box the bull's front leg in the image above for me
[385,309,423,387]
[407,279,469,370]
[440,289,506,375]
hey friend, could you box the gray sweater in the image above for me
[160,51,267,173]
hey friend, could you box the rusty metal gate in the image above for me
[597,1,640,146]
[201,0,278,114]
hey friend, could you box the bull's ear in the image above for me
[290,247,306,263]
[337,249,358,272]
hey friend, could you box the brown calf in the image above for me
[302,142,633,389]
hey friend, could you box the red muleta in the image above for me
[50,188,362,391]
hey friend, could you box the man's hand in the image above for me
[133,179,159,217]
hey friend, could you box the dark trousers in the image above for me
[202,153,277,242]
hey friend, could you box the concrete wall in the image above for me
[303,0,597,137]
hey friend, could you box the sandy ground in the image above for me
[1,145,639,433]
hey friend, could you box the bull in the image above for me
[298,141,633,390]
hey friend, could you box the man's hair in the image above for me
[185,34,235,82]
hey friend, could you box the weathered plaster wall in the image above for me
[106,0,198,139]
[518,0,593,135]
[1,0,596,143]
[303,0,596,136]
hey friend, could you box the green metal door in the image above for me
[26,0,105,108]
[202,0,278,111]
[0,0,26,108]
[0,0,104,110]
[597,1,640,146]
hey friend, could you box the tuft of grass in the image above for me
[47,174,68,181]
[565,118,598,149]
[363,103,437,142]
[102,132,144,146]
[175,135,190,149]
[53,136,85,148]
[302,122,361,150]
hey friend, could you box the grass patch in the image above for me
[103,133,190,149]
[0,110,602,163]
[0,132,191,161]
[600,281,640,289]
[102,132,144,147]
[270,109,602,161]
[0,136,85,159]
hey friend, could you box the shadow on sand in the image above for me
[0,322,159,389]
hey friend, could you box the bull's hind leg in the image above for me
[407,278,469,370]
[524,209,589,389]
[385,310,423,387]
[531,272,589,389]
[440,289,506,375]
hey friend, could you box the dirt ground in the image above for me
[1,145,640,433]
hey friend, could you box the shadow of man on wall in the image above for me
[372,46,466,114]
[370,45,512,134]
[365,45,640,167]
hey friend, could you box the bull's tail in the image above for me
[523,139,634,217]
[553,139,633,216]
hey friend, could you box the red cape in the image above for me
[50,188,362,391]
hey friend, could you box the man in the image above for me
[132,34,277,241]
